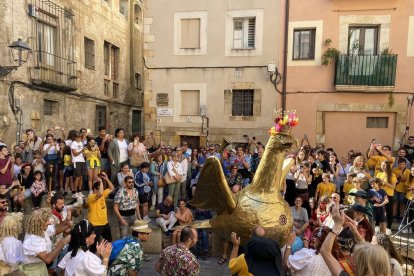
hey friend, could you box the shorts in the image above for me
[63,166,74,177]
[73,162,86,177]
[393,191,406,202]
[86,160,101,170]
[373,206,386,223]
[139,192,150,204]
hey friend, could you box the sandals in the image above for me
[217,257,228,265]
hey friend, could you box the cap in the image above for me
[350,204,370,216]
[176,147,183,151]
[349,190,368,199]
[130,220,152,233]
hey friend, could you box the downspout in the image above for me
[281,0,290,112]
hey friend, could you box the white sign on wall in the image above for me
[157,108,173,116]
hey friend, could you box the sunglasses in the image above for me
[127,181,134,184]
[0,201,7,204]
[330,197,337,199]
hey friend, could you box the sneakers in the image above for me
[374,226,380,234]
[143,216,151,223]
[386,228,392,235]
[72,193,79,199]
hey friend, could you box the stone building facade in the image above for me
[143,0,281,148]
[281,0,414,156]
[0,0,144,145]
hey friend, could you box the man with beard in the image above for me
[48,192,74,274]
[0,194,8,223]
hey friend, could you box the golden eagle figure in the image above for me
[189,131,297,246]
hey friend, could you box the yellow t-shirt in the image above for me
[229,254,253,276]
[392,167,410,193]
[370,156,395,176]
[87,188,111,226]
[376,171,397,196]
[63,154,72,166]
[342,181,354,205]
[316,182,336,199]
[405,179,414,200]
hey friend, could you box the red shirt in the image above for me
[0,158,13,187]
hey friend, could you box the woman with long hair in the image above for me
[117,163,134,189]
[21,208,71,275]
[24,129,43,163]
[58,220,112,276]
[294,161,312,207]
[373,232,403,276]
[83,136,101,193]
[349,155,371,190]
[0,212,24,274]
[376,160,397,234]
[329,153,346,194]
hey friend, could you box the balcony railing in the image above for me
[334,54,397,89]
[29,51,77,91]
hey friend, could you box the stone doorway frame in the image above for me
[316,102,406,150]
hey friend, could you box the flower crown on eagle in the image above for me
[269,110,299,135]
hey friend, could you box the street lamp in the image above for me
[0,38,31,77]
[8,38,31,66]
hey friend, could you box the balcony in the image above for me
[334,54,397,92]
[29,51,77,91]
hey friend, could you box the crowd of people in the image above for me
[0,125,412,275]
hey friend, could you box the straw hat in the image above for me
[130,220,152,233]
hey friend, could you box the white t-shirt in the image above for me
[58,250,106,276]
[118,139,128,163]
[0,236,23,266]
[43,143,60,155]
[71,141,85,163]
[22,232,52,264]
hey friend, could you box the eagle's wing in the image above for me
[189,156,237,215]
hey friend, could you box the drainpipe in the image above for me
[201,115,209,147]
[281,0,290,112]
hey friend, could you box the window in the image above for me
[293,29,316,60]
[134,4,142,25]
[132,110,142,134]
[119,0,128,16]
[111,46,119,80]
[104,42,110,76]
[37,20,57,66]
[366,117,388,128]
[44,99,58,116]
[104,80,110,96]
[180,90,200,116]
[134,73,142,90]
[103,41,120,96]
[232,89,254,116]
[233,18,255,49]
[113,82,119,98]
[84,37,95,69]
[348,26,379,55]
[95,106,107,132]
[180,18,200,49]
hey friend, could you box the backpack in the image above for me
[108,237,137,265]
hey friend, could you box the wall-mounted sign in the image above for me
[157,108,173,116]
